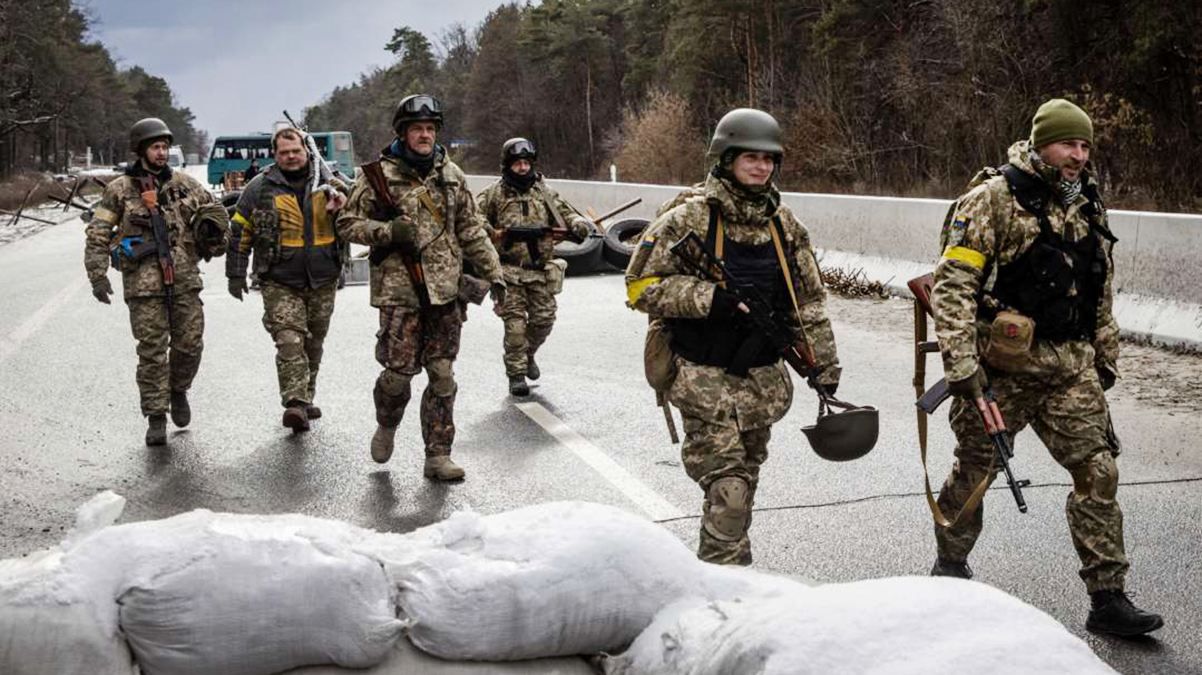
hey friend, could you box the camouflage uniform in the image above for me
[336,146,502,459]
[627,173,840,564]
[84,166,224,417]
[228,165,346,408]
[932,140,1128,593]
[476,177,589,378]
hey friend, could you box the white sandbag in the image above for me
[109,511,405,675]
[359,501,708,661]
[0,491,135,675]
[605,576,1117,675]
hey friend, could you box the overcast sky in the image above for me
[85,0,508,139]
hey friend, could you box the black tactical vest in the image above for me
[988,165,1115,342]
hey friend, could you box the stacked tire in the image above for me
[600,217,650,272]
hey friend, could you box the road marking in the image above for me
[515,401,686,521]
[0,278,87,366]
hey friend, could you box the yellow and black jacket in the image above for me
[227,164,345,288]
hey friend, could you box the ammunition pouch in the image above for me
[982,310,1036,372]
[251,206,280,274]
[644,318,677,393]
[457,274,490,305]
[545,258,567,295]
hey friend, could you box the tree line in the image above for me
[304,0,1199,212]
[0,0,203,177]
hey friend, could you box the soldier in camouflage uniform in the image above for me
[476,138,590,396]
[930,99,1162,636]
[227,127,348,432]
[626,109,840,565]
[336,94,504,480]
[84,118,228,446]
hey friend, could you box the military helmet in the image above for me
[392,94,444,133]
[708,108,784,162]
[801,401,879,462]
[501,137,537,168]
[129,117,173,154]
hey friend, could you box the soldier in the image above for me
[625,109,840,565]
[476,138,591,396]
[84,118,228,446]
[929,98,1163,636]
[336,94,504,480]
[227,127,348,431]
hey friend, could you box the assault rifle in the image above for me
[137,175,176,325]
[909,274,1030,515]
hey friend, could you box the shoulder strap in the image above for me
[705,202,725,259]
[360,161,398,218]
[538,187,568,230]
[1000,164,1056,240]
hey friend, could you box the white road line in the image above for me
[515,401,686,521]
[0,278,87,366]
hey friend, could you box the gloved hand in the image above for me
[948,366,987,400]
[228,276,248,301]
[709,285,749,321]
[91,277,113,305]
[390,217,417,253]
[1097,366,1116,391]
[490,282,507,317]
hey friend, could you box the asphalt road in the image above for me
[1,206,1199,675]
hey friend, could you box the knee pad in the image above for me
[703,476,751,542]
[377,368,412,397]
[274,329,305,360]
[426,358,457,398]
[1071,452,1119,502]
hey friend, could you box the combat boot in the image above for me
[282,401,310,433]
[169,391,191,428]
[305,404,322,420]
[930,557,973,580]
[1086,590,1164,637]
[145,414,167,446]
[424,455,465,481]
[526,354,540,381]
[508,375,530,397]
[371,424,398,463]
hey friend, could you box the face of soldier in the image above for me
[141,140,170,171]
[405,121,438,156]
[509,159,533,176]
[274,134,309,172]
[731,151,775,186]
[1037,139,1091,182]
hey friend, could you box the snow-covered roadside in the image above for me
[0,203,87,247]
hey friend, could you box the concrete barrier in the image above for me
[468,175,1202,348]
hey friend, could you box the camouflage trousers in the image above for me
[261,281,336,407]
[127,292,204,416]
[935,364,1129,592]
[373,302,463,456]
[499,276,557,377]
[679,410,772,566]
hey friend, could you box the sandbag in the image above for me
[605,576,1117,675]
[0,491,135,675]
[110,511,404,675]
[359,501,708,661]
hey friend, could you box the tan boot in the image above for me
[371,424,397,463]
[424,455,465,481]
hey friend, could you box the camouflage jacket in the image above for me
[228,164,348,289]
[932,140,1119,383]
[336,147,502,308]
[476,177,590,285]
[84,165,222,300]
[626,175,840,429]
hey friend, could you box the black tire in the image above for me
[554,221,605,276]
[601,217,650,271]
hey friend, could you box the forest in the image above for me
[304,0,1200,211]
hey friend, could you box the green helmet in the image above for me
[501,137,537,168]
[129,117,173,154]
[707,108,783,162]
[801,402,879,462]
[392,94,444,134]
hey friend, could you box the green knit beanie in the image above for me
[1030,98,1093,148]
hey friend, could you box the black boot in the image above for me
[305,404,322,420]
[526,354,540,381]
[282,400,310,433]
[1086,590,1164,637]
[169,391,191,428]
[930,557,973,579]
[508,375,529,397]
[145,414,167,446]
